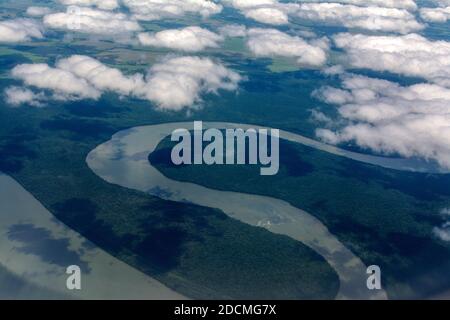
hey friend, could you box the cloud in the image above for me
[4,87,45,107]
[56,55,146,96]
[58,0,120,10]
[334,33,450,87]
[322,64,346,75]
[298,0,417,10]
[294,3,424,33]
[11,55,241,110]
[0,19,44,43]
[246,28,328,66]
[142,56,242,109]
[122,0,222,21]
[243,7,288,25]
[223,0,294,25]
[314,74,450,170]
[224,0,279,9]
[11,62,102,100]
[434,206,450,241]
[420,6,450,23]
[434,223,450,241]
[310,109,333,126]
[218,26,329,67]
[26,6,52,17]
[224,0,421,29]
[138,26,223,52]
[43,7,141,35]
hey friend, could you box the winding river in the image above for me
[85,121,447,300]
[0,173,186,299]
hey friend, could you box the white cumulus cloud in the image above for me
[138,26,223,52]
[11,62,102,100]
[122,0,222,21]
[298,0,417,11]
[4,86,45,107]
[294,3,424,33]
[26,6,52,17]
[43,7,141,35]
[334,33,450,87]
[142,56,242,109]
[56,55,146,96]
[420,6,450,23]
[224,0,279,8]
[434,205,450,241]
[0,19,44,43]
[11,55,241,110]
[314,74,450,170]
[243,7,289,25]
[224,0,421,28]
[246,28,328,66]
[434,223,450,241]
[58,0,120,10]
[223,0,294,25]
